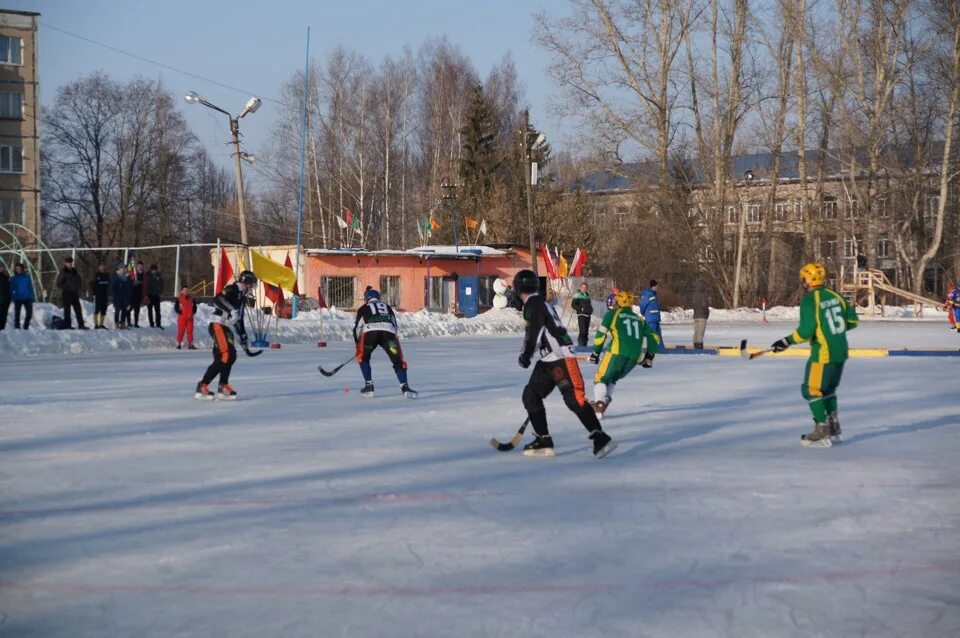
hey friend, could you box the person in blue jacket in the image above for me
[10,262,35,330]
[639,279,664,351]
[949,281,960,332]
[111,264,133,328]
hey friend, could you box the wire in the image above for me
[41,22,281,105]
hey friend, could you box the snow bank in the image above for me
[0,300,526,357]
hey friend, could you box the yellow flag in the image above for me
[251,250,297,291]
[558,254,570,278]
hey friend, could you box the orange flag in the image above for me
[284,253,300,295]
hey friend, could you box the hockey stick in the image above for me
[243,345,263,357]
[739,339,774,360]
[318,354,357,377]
[489,417,531,452]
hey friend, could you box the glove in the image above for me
[771,337,790,353]
[640,353,654,368]
[518,352,532,369]
[589,351,601,365]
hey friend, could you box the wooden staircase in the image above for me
[840,268,944,317]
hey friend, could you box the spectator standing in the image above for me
[10,263,34,329]
[130,262,145,327]
[112,264,132,328]
[175,286,198,349]
[145,264,164,329]
[56,256,87,329]
[0,264,9,330]
[571,281,594,347]
[639,279,663,351]
[92,263,111,329]
[691,278,710,349]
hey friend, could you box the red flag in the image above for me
[283,253,300,295]
[570,248,587,277]
[344,207,353,226]
[539,244,558,280]
[215,248,234,295]
[264,282,284,306]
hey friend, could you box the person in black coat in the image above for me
[570,281,594,347]
[112,264,132,328]
[56,256,87,329]
[0,263,9,330]
[131,261,145,327]
[145,264,164,328]
[92,263,111,329]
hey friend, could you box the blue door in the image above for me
[457,276,479,317]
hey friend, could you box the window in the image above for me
[0,37,23,65]
[844,237,858,258]
[426,276,455,311]
[379,275,400,307]
[0,146,23,173]
[746,203,761,224]
[794,200,803,220]
[0,92,23,119]
[822,198,837,220]
[845,198,859,219]
[824,236,837,259]
[725,205,738,224]
[614,205,629,228]
[877,234,890,258]
[0,199,23,224]
[478,275,498,308]
[774,200,790,222]
[924,194,940,220]
[320,276,355,309]
[877,197,889,219]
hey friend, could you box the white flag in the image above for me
[479,219,487,236]
[335,215,348,230]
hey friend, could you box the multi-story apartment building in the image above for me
[0,9,40,243]
[579,149,958,299]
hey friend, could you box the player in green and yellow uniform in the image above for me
[770,262,859,447]
[588,290,661,419]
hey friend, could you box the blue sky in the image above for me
[18,0,565,179]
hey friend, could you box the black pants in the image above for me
[94,295,108,316]
[201,323,237,386]
[147,294,162,327]
[577,314,591,347]
[14,300,32,329]
[357,330,407,384]
[522,358,601,437]
[0,299,8,330]
[131,292,142,325]
[62,291,85,328]
[114,304,130,327]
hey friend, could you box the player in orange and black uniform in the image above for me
[513,269,616,458]
[195,270,257,400]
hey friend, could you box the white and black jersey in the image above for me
[354,299,399,341]
[520,293,576,363]
[211,283,248,341]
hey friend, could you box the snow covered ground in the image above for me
[1,321,959,637]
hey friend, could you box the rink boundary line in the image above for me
[3,560,958,598]
[574,347,960,358]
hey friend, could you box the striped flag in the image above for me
[539,244,558,280]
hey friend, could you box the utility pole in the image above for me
[441,177,458,252]
[732,170,755,308]
[229,118,249,247]
[523,109,538,275]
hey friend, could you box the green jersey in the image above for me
[593,306,660,360]
[788,286,859,363]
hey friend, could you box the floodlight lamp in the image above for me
[184,91,202,104]
[533,133,546,149]
[239,97,262,118]
[240,152,256,165]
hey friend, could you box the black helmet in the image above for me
[512,269,539,295]
[237,270,257,286]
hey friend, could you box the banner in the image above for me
[264,281,284,305]
[478,220,487,236]
[558,253,570,278]
[251,250,296,291]
[335,215,348,230]
[539,244,558,280]
[215,247,234,295]
[570,248,587,277]
[429,217,441,232]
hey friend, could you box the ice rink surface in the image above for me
[1,320,959,637]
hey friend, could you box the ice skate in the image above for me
[194,382,214,401]
[360,381,375,398]
[827,412,842,444]
[217,384,237,400]
[522,435,555,457]
[401,383,418,399]
[801,423,832,448]
[590,430,617,458]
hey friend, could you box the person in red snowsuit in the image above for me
[175,287,198,349]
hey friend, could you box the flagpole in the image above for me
[215,237,220,296]
[292,26,310,319]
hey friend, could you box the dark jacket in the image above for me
[145,270,163,296]
[112,273,132,307]
[212,283,248,343]
[0,270,9,304]
[93,272,111,301]
[691,279,710,319]
[571,290,594,317]
[520,293,575,363]
[131,271,144,300]
[10,272,34,301]
[57,267,83,295]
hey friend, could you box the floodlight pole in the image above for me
[732,170,755,308]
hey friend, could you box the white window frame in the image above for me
[725,205,738,225]
[877,197,890,219]
[746,202,761,224]
[774,200,789,222]
[795,200,803,221]
[0,92,23,119]
[822,198,837,220]
[614,205,629,228]
[924,194,940,220]
[0,145,23,173]
[877,234,890,258]
[0,36,23,66]
[845,198,859,219]
[844,237,858,259]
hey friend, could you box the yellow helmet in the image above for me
[800,262,826,287]
[614,290,636,307]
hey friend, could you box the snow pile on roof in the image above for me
[405,245,506,256]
